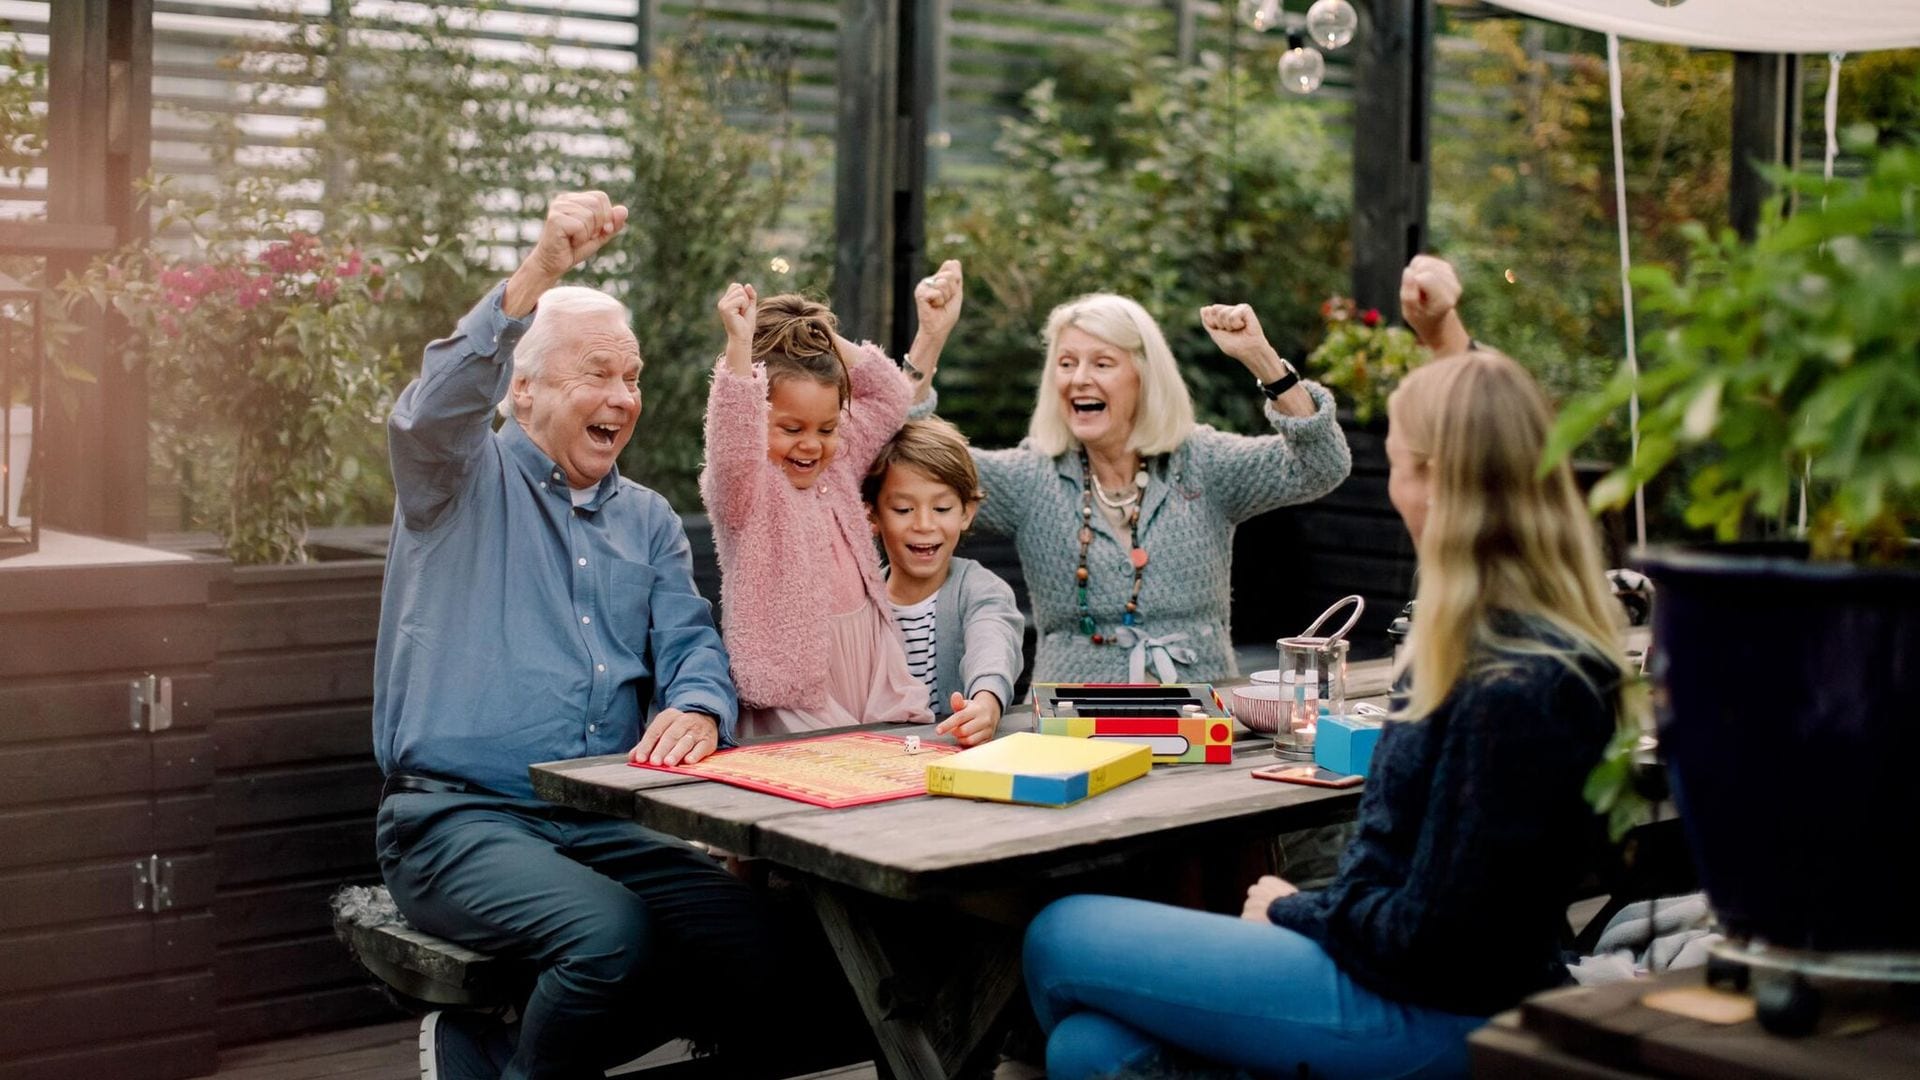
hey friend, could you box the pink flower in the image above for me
[1362,308,1382,327]
[337,250,363,278]
[315,278,339,300]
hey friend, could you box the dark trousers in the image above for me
[377,790,774,1080]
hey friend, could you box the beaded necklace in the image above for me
[1075,448,1150,646]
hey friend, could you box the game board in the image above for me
[632,731,958,808]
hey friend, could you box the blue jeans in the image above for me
[377,791,773,1080]
[1023,895,1487,1080]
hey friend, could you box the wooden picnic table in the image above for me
[531,657,1398,1080]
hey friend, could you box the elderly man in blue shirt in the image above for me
[373,191,763,1079]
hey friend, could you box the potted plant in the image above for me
[63,179,407,564]
[1550,125,1920,954]
[1303,296,1429,425]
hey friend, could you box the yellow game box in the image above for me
[925,732,1151,807]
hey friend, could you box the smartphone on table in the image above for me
[1251,763,1363,788]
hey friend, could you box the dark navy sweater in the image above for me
[1267,629,1617,1016]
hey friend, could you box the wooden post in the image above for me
[834,0,901,344]
[43,0,152,539]
[632,0,655,65]
[889,0,941,359]
[1169,0,1197,67]
[1350,0,1431,314]
[1730,52,1800,240]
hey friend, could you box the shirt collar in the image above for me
[500,416,623,510]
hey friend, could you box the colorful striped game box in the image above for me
[1030,683,1235,764]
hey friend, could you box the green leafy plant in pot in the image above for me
[1304,296,1430,425]
[1549,125,1920,954]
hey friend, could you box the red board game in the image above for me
[631,731,959,808]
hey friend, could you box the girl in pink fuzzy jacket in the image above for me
[701,274,961,737]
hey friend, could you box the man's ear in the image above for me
[509,374,534,419]
[960,500,980,533]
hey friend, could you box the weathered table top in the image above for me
[532,658,1399,901]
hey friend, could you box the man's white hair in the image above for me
[496,286,635,417]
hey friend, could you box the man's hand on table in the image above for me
[1241,874,1299,921]
[631,708,720,767]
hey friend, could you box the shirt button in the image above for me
[578,558,587,566]
[588,723,598,733]
[540,481,547,489]
[596,664,606,673]
[581,615,591,625]
[552,470,564,482]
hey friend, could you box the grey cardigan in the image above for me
[891,556,1024,719]
[916,382,1351,684]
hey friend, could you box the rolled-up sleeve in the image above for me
[639,490,740,744]
[389,281,533,530]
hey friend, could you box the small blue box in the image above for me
[1315,715,1384,777]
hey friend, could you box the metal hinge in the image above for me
[132,855,175,913]
[129,675,173,732]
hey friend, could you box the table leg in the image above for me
[804,878,1024,1080]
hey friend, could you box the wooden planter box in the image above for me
[147,529,399,1047]
[0,533,225,1080]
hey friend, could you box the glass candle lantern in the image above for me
[1274,634,1348,759]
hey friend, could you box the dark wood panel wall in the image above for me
[201,554,393,1046]
[0,551,224,1080]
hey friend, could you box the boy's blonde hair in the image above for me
[863,417,984,507]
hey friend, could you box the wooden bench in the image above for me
[330,885,532,1012]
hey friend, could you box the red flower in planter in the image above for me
[1362,308,1381,327]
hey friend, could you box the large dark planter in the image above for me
[1640,543,1920,952]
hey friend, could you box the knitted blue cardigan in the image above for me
[918,382,1350,684]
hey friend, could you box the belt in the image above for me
[381,771,504,801]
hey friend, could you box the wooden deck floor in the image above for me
[208,1020,1045,1080]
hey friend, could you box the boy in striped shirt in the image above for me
[864,418,1025,746]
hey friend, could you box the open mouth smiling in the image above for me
[1071,398,1107,414]
[586,423,619,447]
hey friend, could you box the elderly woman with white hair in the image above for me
[909,280,1352,684]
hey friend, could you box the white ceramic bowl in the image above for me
[1230,684,1287,733]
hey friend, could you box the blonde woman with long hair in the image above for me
[1021,272,1625,1080]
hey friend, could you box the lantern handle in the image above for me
[1300,595,1365,644]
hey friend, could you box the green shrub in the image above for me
[196,7,815,513]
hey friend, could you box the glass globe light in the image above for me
[1239,0,1284,32]
[1279,37,1326,94]
[1306,0,1357,50]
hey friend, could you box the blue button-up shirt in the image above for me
[373,282,737,797]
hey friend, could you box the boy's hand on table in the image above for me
[938,690,1002,748]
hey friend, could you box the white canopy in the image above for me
[1477,0,1920,53]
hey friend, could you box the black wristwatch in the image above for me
[1257,361,1301,400]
